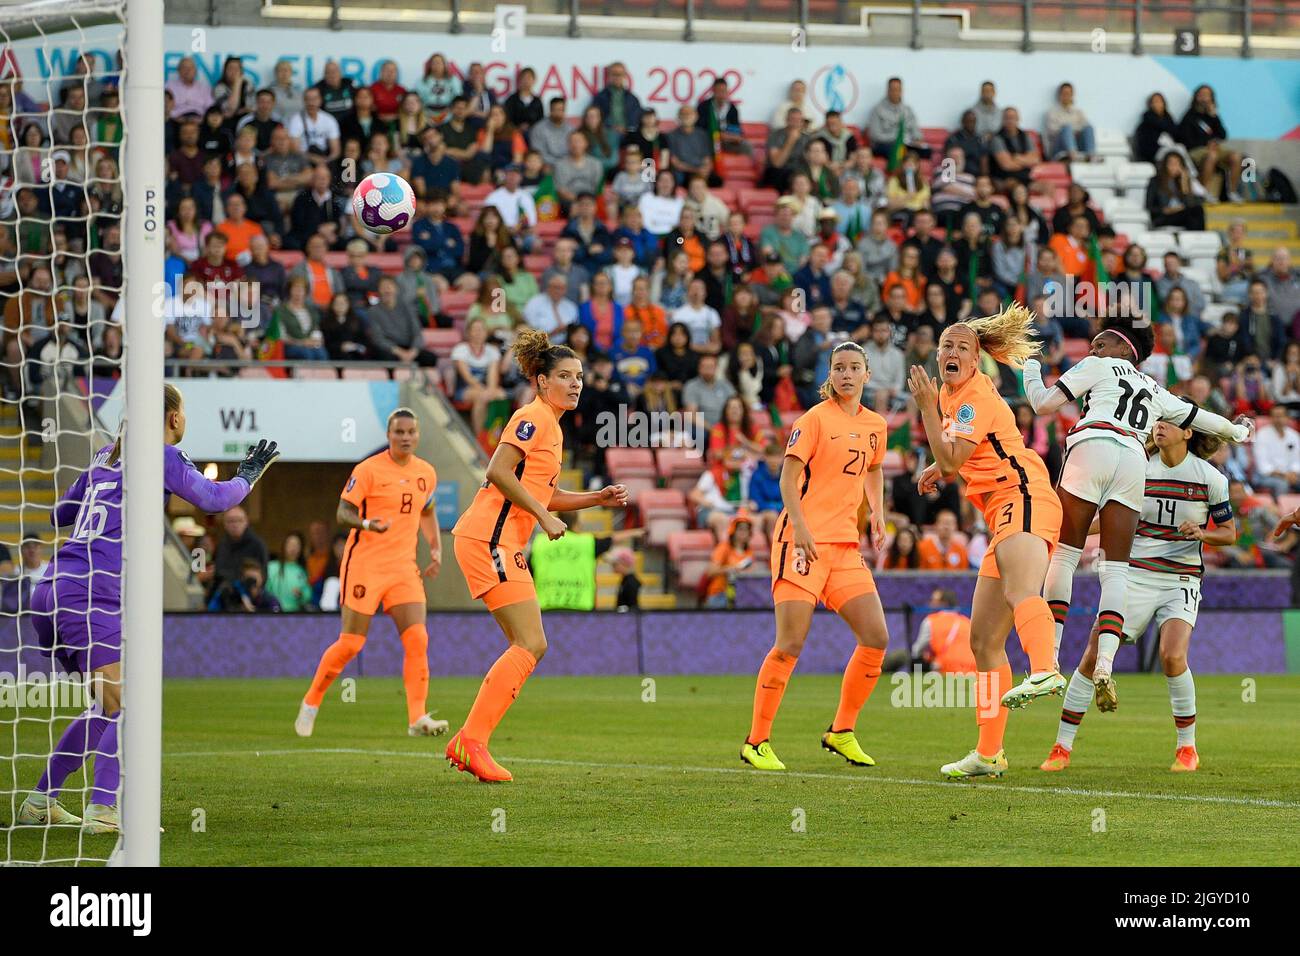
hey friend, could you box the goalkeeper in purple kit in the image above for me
[17,383,281,834]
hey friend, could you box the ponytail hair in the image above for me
[961,302,1042,369]
[817,340,869,401]
[109,382,185,466]
[514,327,578,382]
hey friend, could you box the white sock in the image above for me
[1094,560,1129,673]
[1056,667,1094,748]
[1043,543,1082,656]
[1167,668,1197,748]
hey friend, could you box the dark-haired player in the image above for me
[1023,317,1251,710]
[1041,420,1235,773]
[445,329,627,782]
[297,408,447,739]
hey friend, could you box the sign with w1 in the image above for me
[97,379,401,461]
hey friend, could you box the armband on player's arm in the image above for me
[1021,359,1068,415]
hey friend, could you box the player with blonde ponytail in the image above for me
[908,304,1065,779]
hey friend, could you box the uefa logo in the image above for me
[809,64,858,116]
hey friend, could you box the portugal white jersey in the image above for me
[1054,356,1201,457]
[1130,452,1232,578]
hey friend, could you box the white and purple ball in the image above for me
[351,172,415,235]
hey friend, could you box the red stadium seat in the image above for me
[640,488,690,548]
[1030,162,1070,184]
[341,368,390,380]
[439,291,477,318]
[524,254,553,273]
[666,529,717,593]
[739,187,779,214]
[1064,338,1092,363]
[459,183,492,203]
[270,250,304,269]
[423,328,462,357]
[293,366,338,380]
[607,447,657,480]
[656,446,707,493]
[238,367,275,379]
[881,448,905,478]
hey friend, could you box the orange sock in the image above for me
[748,648,798,744]
[1014,596,1057,673]
[399,624,430,725]
[461,645,537,744]
[305,633,366,707]
[976,663,1013,758]
[832,645,885,732]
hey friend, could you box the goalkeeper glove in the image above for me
[236,439,281,488]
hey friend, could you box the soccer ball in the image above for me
[351,172,415,235]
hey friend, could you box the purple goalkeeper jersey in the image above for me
[46,443,251,601]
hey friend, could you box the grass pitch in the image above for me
[4,674,1299,865]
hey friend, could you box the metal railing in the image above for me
[298,0,1297,56]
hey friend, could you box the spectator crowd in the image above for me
[3,51,1300,593]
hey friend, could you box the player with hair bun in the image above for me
[1022,313,1252,713]
[1041,419,1235,773]
[909,304,1064,779]
[742,340,890,772]
[445,329,629,782]
[297,407,446,740]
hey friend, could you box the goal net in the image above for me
[0,0,163,867]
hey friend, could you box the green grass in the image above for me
[5,674,1300,865]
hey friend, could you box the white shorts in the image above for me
[1120,568,1201,643]
[1059,437,1146,513]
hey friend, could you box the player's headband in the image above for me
[1096,329,1139,360]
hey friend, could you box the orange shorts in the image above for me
[453,534,536,611]
[341,563,427,616]
[972,482,1062,579]
[770,540,877,613]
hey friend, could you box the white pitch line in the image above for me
[164,747,1300,810]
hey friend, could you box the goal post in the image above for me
[119,0,164,868]
[0,0,165,866]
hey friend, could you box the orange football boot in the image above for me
[1170,746,1199,772]
[445,730,513,783]
[1039,743,1071,772]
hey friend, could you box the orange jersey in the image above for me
[452,397,563,551]
[339,450,438,572]
[939,372,1050,498]
[924,610,976,675]
[918,537,969,570]
[777,400,887,545]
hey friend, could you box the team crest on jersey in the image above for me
[514,552,527,570]
[787,428,801,447]
[957,403,976,424]
[868,433,877,451]
[352,584,366,599]
[516,420,536,441]
[417,477,427,491]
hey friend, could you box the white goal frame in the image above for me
[0,0,165,866]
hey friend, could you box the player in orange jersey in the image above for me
[446,329,628,782]
[296,408,447,738]
[907,304,1065,779]
[741,340,890,772]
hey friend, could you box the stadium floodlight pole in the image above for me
[118,0,166,867]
